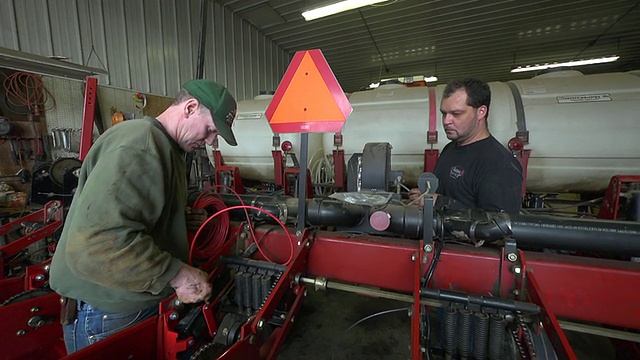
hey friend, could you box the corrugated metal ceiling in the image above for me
[214,0,640,92]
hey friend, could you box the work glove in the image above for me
[169,263,212,303]
[186,207,208,233]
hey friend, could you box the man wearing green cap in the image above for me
[50,79,238,354]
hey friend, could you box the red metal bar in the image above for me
[525,269,577,360]
[332,149,345,190]
[272,150,284,186]
[517,149,531,196]
[79,77,98,161]
[423,149,439,173]
[265,284,306,359]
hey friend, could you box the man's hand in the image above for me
[186,207,208,233]
[408,188,438,207]
[169,263,212,303]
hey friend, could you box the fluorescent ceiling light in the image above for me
[369,75,438,88]
[511,55,619,73]
[0,46,107,80]
[302,0,389,21]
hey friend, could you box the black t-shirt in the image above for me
[433,136,523,213]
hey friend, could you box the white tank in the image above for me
[322,71,640,192]
[210,94,324,182]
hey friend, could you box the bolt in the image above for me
[257,318,265,330]
[296,230,302,238]
[513,266,522,274]
[168,312,179,321]
[304,290,308,297]
[513,289,520,296]
[43,265,50,272]
[305,241,311,248]
[188,339,194,346]
[291,316,295,323]
[507,253,518,262]
[239,232,248,240]
[30,307,40,313]
[424,244,433,253]
[16,330,26,336]
[407,308,413,317]
[411,254,416,262]
[222,328,229,336]
[34,274,45,282]
[280,314,286,319]
[174,299,182,307]
[421,347,426,353]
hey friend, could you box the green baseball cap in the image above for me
[182,79,238,146]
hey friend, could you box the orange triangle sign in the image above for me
[266,49,352,133]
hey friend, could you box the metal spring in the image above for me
[457,309,473,358]
[488,314,505,360]
[234,271,244,309]
[473,312,490,360]
[443,307,458,356]
[242,272,253,309]
[251,274,262,310]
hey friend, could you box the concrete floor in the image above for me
[277,288,618,360]
[279,289,412,360]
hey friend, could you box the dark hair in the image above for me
[443,78,491,112]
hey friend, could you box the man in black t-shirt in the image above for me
[410,78,523,213]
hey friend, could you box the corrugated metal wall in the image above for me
[0,0,288,100]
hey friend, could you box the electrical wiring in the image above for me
[190,194,229,265]
[196,205,295,266]
[190,185,295,266]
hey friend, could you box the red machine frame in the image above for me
[6,219,638,360]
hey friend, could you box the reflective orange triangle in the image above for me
[270,52,346,124]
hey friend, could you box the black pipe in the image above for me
[214,194,640,257]
[509,213,640,255]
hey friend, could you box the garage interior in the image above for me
[1,0,640,359]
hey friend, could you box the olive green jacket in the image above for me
[50,117,188,312]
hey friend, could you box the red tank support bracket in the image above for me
[598,175,640,219]
[79,77,98,161]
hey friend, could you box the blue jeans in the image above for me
[63,301,158,354]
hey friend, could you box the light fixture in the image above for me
[0,46,108,80]
[302,0,389,21]
[368,75,438,89]
[510,55,619,73]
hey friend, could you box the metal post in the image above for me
[297,133,309,236]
